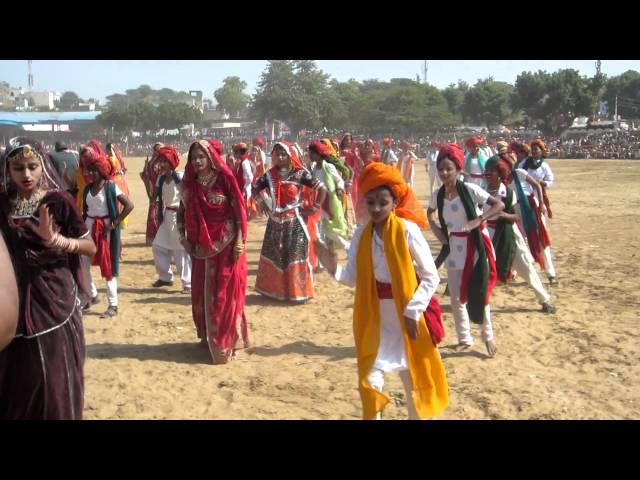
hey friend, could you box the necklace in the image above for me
[197,171,215,186]
[11,189,45,217]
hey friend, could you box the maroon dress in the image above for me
[0,190,88,419]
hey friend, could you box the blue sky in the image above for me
[1,60,639,103]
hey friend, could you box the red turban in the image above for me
[157,145,181,170]
[436,143,465,170]
[464,135,484,149]
[82,147,114,179]
[308,139,332,157]
[509,142,530,155]
[252,136,265,147]
[358,162,427,228]
[383,137,393,146]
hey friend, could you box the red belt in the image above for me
[450,222,487,236]
[486,220,498,228]
[469,173,484,178]
[165,206,179,212]
[88,215,110,219]
[376,281,393,299]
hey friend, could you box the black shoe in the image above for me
[541,302,557,314]
[82,294,100,312]
[152,279,174,288]
[548,276,558,286]
[100,306,118,318]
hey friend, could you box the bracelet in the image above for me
[45,232,80,253]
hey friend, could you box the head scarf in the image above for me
[509,141,530,155]
[358,162,427,228]
[3,137,62,193]
[308,139,332,157]
[322,138,339,157]
[157,145,181,170]
[207,139,225,156]
[271,141,303,169]
[436,143,465,170]
[496,141,509,153]
[252,137,265,148]
[182,139,247,251]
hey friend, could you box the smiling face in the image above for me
[365,186,397,225]
[8,151,43,195]
[484,164,501,189]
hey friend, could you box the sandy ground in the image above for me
[83,156,640,419]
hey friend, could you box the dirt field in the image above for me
[82,157,640,419]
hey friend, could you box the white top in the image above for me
[86,183,124,218]
[334,219,440,372]
[312,162,344,192]
[429,182,491,270]
[153,172,184,251]
[381,148,399,166]
[515,160,554,190]
[428,150,439,165]
[241,159,253,200]
[157,172,183,208]
[398,151,417,186]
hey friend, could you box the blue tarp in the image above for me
[0,111,99,124]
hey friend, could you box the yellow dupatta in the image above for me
[354,212,449,419]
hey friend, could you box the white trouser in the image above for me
[152,245,192,288]
[82,254,118,306]
[534,197,557,278]
[447,268,493,345]
[512,245,551,304]
[428,164,441,194]
[90,278,117,307]
[366,368,420,420]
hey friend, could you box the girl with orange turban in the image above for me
[316,162,448,420]
[427,144,504,357]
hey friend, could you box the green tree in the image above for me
[59,91,81,110]
[511,70,554,129]
[442,81,469,122]
[602,70,640,119]
[250,60,297,127]
[214,76,250,117]
[462,77,514,127]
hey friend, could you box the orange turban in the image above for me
[530,139,548,154]
[464,135,484,149]
[358,162,427,228]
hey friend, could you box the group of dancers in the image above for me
[0,131,558,420]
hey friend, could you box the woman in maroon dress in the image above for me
[0,137,96,419]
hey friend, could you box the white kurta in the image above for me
[465,155,485,187]
[153,172,184,251]
[334,219,439,372]
[398,151,417,186]
[428,182,492,270]
[241,159,253,200]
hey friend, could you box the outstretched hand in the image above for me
[26,204,59,246]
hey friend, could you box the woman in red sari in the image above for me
[361,138,381,166]
[178,139,250,364]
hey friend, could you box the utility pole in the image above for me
[423,61,428,84]
[615,95,618,121]
[27,60,33,91]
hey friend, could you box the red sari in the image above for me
[182,140,249,364]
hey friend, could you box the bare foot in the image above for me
[485,340,497,358]
[454,343,472,352]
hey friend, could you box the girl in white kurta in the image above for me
[514,139,557,284]
[427,144,504,357]
[152,146,192,293]
[317,162,448,420]
[482,158,556,313]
